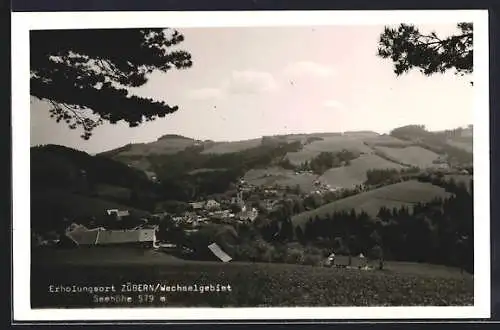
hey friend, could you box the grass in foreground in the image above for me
[31,253,473,308]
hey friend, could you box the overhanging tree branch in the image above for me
[31,28,193,139]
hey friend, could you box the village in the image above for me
[32,173,376,267]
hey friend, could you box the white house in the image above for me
[205,199,220,210]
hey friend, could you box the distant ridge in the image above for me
[157,134,193,141]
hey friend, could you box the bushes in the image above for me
[231,241,326,267]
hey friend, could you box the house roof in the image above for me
[66,227,155,245]
[332,255,368,266]
[208,242,232,262]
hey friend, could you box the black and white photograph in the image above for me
[12,10,490,321]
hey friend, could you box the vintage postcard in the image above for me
[12,9,490,321]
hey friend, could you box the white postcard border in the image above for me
[11,9,490,321]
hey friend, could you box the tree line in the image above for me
[256,175,473,272]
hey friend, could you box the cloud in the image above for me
[284,61,335,78]
[187,88,225,100]
[323,100,344,109]
[187,70,278,101]
[225,70,278,94]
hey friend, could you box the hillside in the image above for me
[32,257,473,308]
[244,167,317,192]
[292,180,452,227]
[286,135,373,166]
[31,145,154,231]
[91,126,473,195]
[32,144,152,190]
[372,146,441,168]
[201,138,263,154]
[318,154,405,188]
[31,126,472,233]
[32,188,150,218]
[102,135,197,157]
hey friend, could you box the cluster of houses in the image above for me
[324,252,373,270]
[184,190,260,227]
[310,180,342,195]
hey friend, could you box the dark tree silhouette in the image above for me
[30,28,193,139]
[377,23,473,79]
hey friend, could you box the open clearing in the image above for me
[118,137,196,156]
[373,146,441,168]
[286,136,373,165]
[318,154,405,188]
[32,248,472,308]
[292,180,452,227]
[201,139,263,154]
[244,167,317,192]
[363,135,414,147]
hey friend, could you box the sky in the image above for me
[30,24,474,154]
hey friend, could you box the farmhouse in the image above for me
[239,206,259,222]
[190,201,205,210]
[65,223,157,248]
[106,209,130,220]
[144,171,158,182]
[205,199,221,210]
[328,254,368,269]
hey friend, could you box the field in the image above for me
[31,248,473,308]
[243,167,317,191]
[318,154,405,188]
[201,138,263,154]
[286,136,373,165]
[292,180,452,227]
[118,137,197,157]
[373,146,441,168]
[363,135,414,147]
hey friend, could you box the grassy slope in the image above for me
[286,136,373,165]
[292,180,452,227]
[94,184,132,201]
[201,138,263,154]
[244,167,317,191]
[31,249,473,307]
[118,137,196,157]
[32,188,149,218]
[373,146,441,168]
[318,154,405,188]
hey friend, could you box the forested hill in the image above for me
[31,144,152,191]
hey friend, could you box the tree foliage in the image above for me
[30,28,193,139]
[377,23,473,79]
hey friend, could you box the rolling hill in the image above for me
[201,138,263,154]
[292,180,452,227]
[318,154,405,188]
[93,126,473,194]
[286,135,373,166]
[31,145,154,231]
[243,167,318,192]
[372,145,441,168]
[32,188,149,219]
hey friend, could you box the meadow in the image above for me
[292,180,452,227]
[372,146,441,168]
[318,154,404,188]
[286,136,373,166]
[201,139,263,154]
[31,248,473,308]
